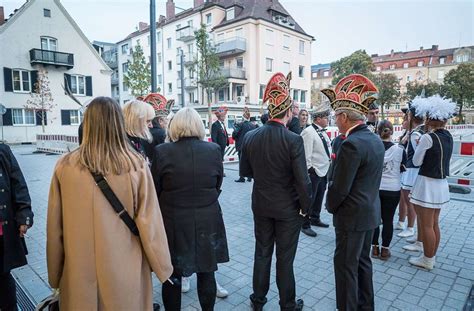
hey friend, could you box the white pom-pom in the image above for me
[410,96,428,118]
[417,95,456,120]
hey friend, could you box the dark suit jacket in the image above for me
[143,125,166,161]
[211,120,229,151]
[326,124,384,231]
[232,120,257,152]
[288,116,302,135]
[240,121,311,218]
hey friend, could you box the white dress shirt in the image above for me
[301,124,332,177]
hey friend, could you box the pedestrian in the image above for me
[47,96,173,310]
[298,109,309,131]
[408,96,455,270]
[240,72,311,311]
[151,107,229,311]
[371,120,407,260]
[233,107,257,183]
[260,113,269,125]
[0,144,33,311]
[323,74,384,310]
[287,102,302,134]
[366,102,379,133]
[123,99,156,161]
[300,105,332,238]
[396,109,410,230]
[211,106,230,174]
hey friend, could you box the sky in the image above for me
[3,0,473,64]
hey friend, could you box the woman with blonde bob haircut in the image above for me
[151,107,229,311]
[47,97,173,310]
[123,99,156,160]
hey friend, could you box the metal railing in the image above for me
[29,49,74,68]
[215,37,246,56]
[219,67,246,79]
[176,26,196,41]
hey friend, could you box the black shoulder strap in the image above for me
[311,124,330,158]
[91,173,140,236]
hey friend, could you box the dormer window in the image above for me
[43,9,51,17]
[389,64,396,70]
[226,7,235,20]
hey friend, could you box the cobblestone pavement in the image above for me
[10,145,474,310]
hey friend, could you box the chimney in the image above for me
[194,0,204,7]
[159,15,166,23]
[419,46,424,53]
[138,22,148,31]
[166,0,175,19]
[0,7,5,26]
[432,44,439,51]
[390,49,394,57]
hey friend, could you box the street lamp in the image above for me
[150,0,157,92]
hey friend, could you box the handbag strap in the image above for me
[91,173,140,236]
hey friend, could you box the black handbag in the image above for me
[90,172,140,236]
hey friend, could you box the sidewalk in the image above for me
[10,145,474,310]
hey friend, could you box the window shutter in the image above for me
[3,68,13,92]
[3,108,13,126]
[85,76,93,96]
[61,110,71,125]
[30,70,38,93]
[36,110,48,126]
[64,73,72,95]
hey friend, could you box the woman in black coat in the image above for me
[0,144,33,310]
[151,108,229,311]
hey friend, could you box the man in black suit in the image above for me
[366,102,379,133]
[322,74,384,311]
[233,108,257,182]
[287,102,302,134]
[211,106,229,162]
[240,72,311,311]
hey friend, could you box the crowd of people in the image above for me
[0,70,457,311]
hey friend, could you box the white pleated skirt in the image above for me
[401,168,420,190]
[409,175,450,209]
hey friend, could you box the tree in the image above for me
[25,69,55,133]
[373,73,401,119]
[442,63,474,124]
[193,24,227,128]
[310,85,323,108]
[404,80,442,102]
[123,43,152,97]
[331,50,374,85]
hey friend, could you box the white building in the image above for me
[0,0,111,143]
[116,0,314,127]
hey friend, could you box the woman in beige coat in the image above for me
[47,96,173,310]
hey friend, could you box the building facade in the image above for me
[0,0,112,143]
[114,0,313,128]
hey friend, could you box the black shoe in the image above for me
[235,177,245,183]
[247,177,252,182]
[311,219,329,228]
[153,303,160,311]
[301,227,317,237]
[249,294,265,311]
[295,299,304,311]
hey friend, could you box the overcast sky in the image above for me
[3,0,473,64]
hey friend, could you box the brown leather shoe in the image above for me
[380,248,391,260]
[371,245,380,258]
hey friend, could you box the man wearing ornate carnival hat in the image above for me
[240,72,310,311]
[211,106,230,163]
[322,74,385,311]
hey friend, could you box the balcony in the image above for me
[29,49,74,69]
[215,37,246,58]
[219,67,246,79]
[176,26,196,42]
[111,75,119,86]
[183,52,196,65]
[184,77,197,90]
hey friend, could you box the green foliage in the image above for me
[331,50,374,85]
[123,43,151,97]
[442,63,474,123]
[404,80,443,102]
[373,73,401,118]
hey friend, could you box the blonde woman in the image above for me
[47,97,172,310]
[123,100,155,160]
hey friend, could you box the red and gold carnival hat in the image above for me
[214,105,228,115]
[263,72,293,118]
[321,74,378,115]
[138,93,174,117]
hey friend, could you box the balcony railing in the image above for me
[29,49,74,69]
[219,67,246,79]
[184,77,197,89]
[176,26,196,42]
[215,37,246,57]
[183,52,196,65]
[111,76,119,85]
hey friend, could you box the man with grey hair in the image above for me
[322,74,384,311]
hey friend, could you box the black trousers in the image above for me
[162,270,216,311]
[0,238,17,311]
[334,229,375,311]
[372,190,401,247]
[302,173,327,229]
[251,214,302,311]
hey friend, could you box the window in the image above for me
[323,71,329,77]
[235,28,243,38]
[300,90,306,103]
[259,84,265,99]
[293,89,299,101]
[123,82,129,92]
[158,74,162,84]
[122,62,129,74]
[121,44,129,54]
[298,65,304,78]
[136,39,141,46]
[70,75,86,95]
[389,64,396,70]
[168,83,172,93]
[226,8,235,20]
[266,58,273,72]
[218,89,225,101]
[206,13,212,25]
[41,37,57,51]
[12,69,31,92]
[236,57,243,68]
[376,66,381,71]
[299,40,305,54]
[12,109,35,125]
[266,29,274,45]
[312,72,318,78]
[456,54,469,63]
[70,110,83,125]
[157,53,162,63]
[439,57,445,65]
[403,62,409,69]
[43,9,51,17]
[167,38,172,49]
[157,32,161,43]
[168,61,172,71]
[217,33,224,43]
[284,62,290,73]
[189,92,195,104]
[438,70,445,80]
[236,85,243,97]
[187,20,193,27]
[283,35,290,50]
[407,75,411,82]
[417,61,424,67]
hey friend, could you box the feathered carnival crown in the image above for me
[321,74,378,115]
[138,93,174,117]
[263,72,293,118]
[410,95,456,121]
